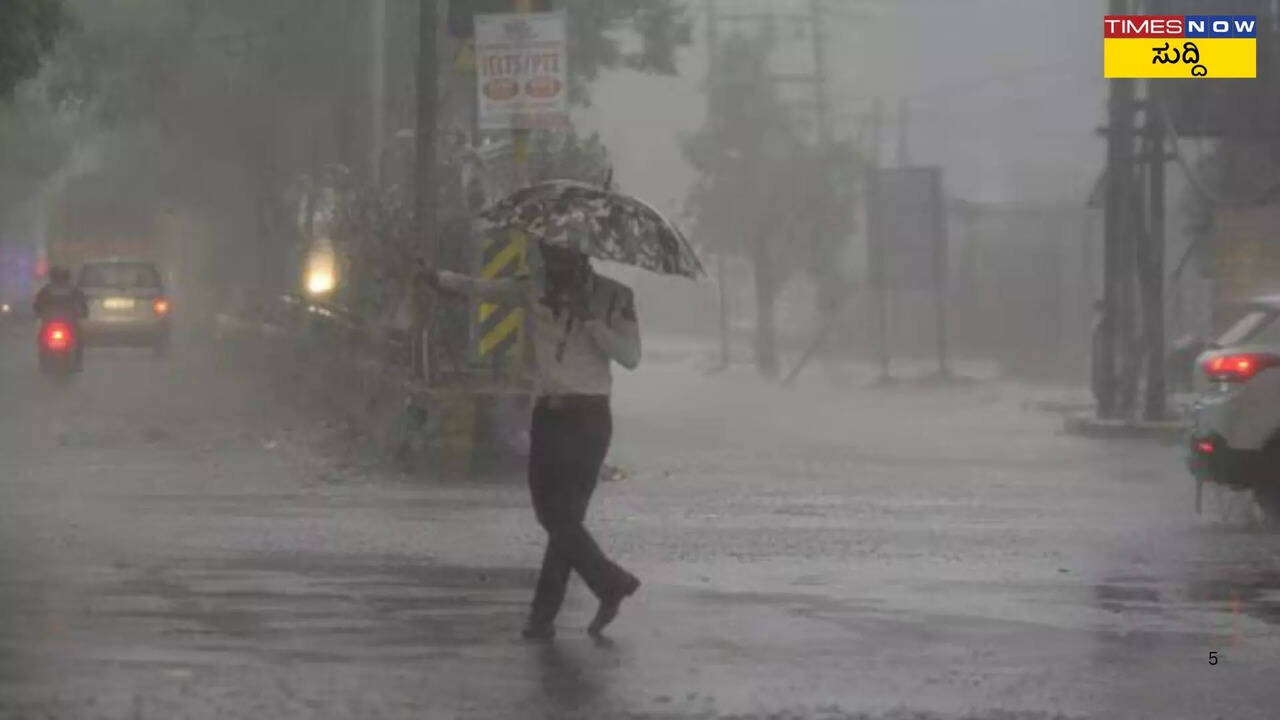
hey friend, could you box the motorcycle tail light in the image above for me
[43,321,73,352]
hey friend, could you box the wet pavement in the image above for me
[1,325,1279,719]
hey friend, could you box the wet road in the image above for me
[1,325,1278,719]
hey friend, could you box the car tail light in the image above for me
[153,297,170,316]
[42,321,74,352]
[1202,352,1280,383]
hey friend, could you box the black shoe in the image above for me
[521,621,556,640]
[588,574,640,638]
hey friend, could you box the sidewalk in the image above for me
[1062,412,1190,443]
[1007,380,1193,443]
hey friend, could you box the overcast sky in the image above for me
[575,0,1107,212]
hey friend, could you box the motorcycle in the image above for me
[38,316,81,378]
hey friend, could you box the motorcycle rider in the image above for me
[33,266,88,370]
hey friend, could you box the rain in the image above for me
[1,1,1279,718]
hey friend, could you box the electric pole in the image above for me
[807,0,843,367]
[512,0,534,188]
[413,0,440,381]
[707,0,731,370]
[371,0,388,184]
[897,99,909,166]
[1142,82,1168,420]
[415,0,440,264]
[808,0,832,149]
[1099,0,1134,419]
[871,97,890,382]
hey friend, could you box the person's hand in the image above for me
[417,264,442,291]
[567,288,596,321]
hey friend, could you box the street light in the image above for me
[305,239,337,297]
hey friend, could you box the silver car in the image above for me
[1186,294,1280,519]
[77,259,172,353]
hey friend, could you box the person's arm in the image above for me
[581,295,641,370]
[32,287,47,317]
[432,269,529,303]
[583,318,640,370]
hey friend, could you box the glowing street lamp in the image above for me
[305,240,337,297]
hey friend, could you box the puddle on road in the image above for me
[1094,568,1280,627]
[1092,582,1164,616]
[88,555,538,662]
[1185,571,1280,625]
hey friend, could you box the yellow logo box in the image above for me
[1104,38,1256,78]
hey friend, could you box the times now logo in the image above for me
[1104,15,1258,38]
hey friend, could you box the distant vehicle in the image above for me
[77,259,171,353]
[0,243,36,322]
[1186,294,1280,520]
[38,174,173,352]
[37,314,81,379]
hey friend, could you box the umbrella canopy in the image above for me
[479,180,705,279]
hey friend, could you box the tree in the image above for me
[559,0,690,102]
[0,0,70,222]
[0,0,67,98]
[684,31,859,378]
[793,138,861,345]
[14,0,690,309]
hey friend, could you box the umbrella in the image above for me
[479,180,705,279]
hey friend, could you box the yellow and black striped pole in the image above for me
[475,226,527,367]
[472,0,535,375]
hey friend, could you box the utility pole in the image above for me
[807,0,843,368]
[414,0,440,381]
[512,0,534,188]
[415,0,440,263]
[708,0,731,370]
[1099,0,1134,419]
[897,98,909,166]
[1143,82,1168,420]
[808,0,832,149]
[371,0,388,183]
[871,97,890,382]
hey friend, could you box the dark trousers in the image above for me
[527,396,631,624]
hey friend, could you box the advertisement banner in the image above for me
[475,11,569,131]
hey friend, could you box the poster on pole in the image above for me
[870,166,947,291]
[475,11,569,131]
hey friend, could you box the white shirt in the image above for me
[436,268,641,397]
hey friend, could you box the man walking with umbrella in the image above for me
[429,242,642,639]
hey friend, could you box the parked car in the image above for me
[1186,294,1280,519]
[77,259,171,353]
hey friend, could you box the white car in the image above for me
[1187,294,1280,519]
[76,259,173,353]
